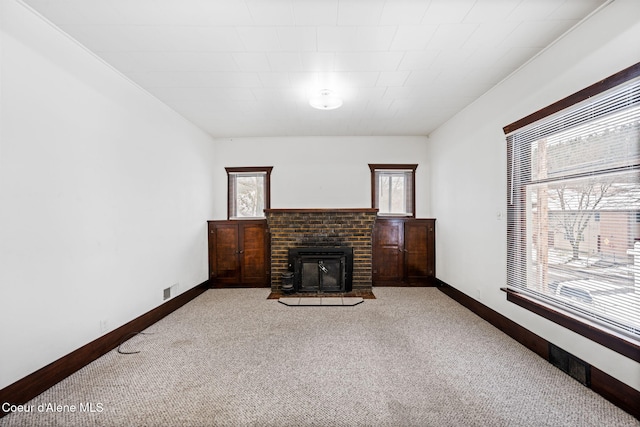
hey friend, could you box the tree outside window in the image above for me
[527,112,640,296]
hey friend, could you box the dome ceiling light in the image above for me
[309,89,343,110]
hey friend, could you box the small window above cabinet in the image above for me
[225,166,273,220]
[369,164,417,217]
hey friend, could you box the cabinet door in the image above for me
[210,222,240,285]
[239,222,268,285]
[372,219,404,284]
[404,220,434,284]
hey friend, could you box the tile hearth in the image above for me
[278,297,364,307]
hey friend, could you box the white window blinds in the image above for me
[506,74,640,340]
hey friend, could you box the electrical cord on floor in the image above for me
[117,331,153,355]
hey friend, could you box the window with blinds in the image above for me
[225,167,272,219]
[505,64,640,346]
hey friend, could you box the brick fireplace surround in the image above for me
[265,208,377,294]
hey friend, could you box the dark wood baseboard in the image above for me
[210,282,270,288]
[372,280,436,287]
[0,280,211,417]
[436,278,640,420]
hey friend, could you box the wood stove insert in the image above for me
[288,247,353,293]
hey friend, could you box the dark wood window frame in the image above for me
[503,62,640,364]
[368,163,418,218]
[225,166,273,220]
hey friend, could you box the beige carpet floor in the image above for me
[2,287,638,427]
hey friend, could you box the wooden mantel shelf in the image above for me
[264,208,378,213]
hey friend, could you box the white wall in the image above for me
[0,0,215,389]
[427,0,640,390]
[211,136,430,219]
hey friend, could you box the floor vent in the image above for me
[163,287,171,301]
[549,343,591,386]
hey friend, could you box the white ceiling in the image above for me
[22,0,608,138]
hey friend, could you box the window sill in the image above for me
[504,287,640,363]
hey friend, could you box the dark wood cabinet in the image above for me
[372,218,435,286]
[207,220,269,287]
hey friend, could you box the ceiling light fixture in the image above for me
[309,89,343,110]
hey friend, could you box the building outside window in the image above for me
[225,166,272,219]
